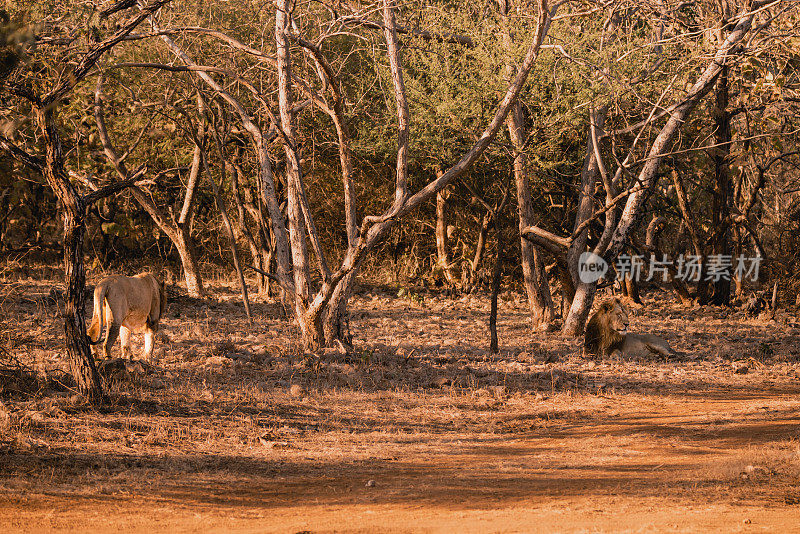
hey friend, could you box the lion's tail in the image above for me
[86,284,108,345]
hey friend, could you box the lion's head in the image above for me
[583,298,630,358]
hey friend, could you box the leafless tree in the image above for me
[0,0,172,401]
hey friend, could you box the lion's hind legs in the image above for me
[644,340,673,358]
[102,324,120,359]
[142,329,155,361]
[119,326,132,360]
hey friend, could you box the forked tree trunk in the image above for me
[559,107,605,335]
[175,142,205,298]
[561,7,761,336]
[566,107,606,294]
[294,32,362,345]
[37,108,104,402]
[277,0,319,346]
[94,77,205,297]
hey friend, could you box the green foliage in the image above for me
[2,0,799,291]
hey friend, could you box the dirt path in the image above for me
[2,280,800,532]
[3,391,799,533]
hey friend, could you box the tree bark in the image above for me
[489,215,505,354]
[508,101,555,327]
[323,271,355,346]
[175,143,205,298]
[37,108,104,402]
[173,231,203,296]
[565,106,606,303]
[230,161,269,295]
[152,20,295,307]
[294,34,359,344]
[93,76,205,297]
[645,216,693,305]
[204,102,253,321]
[710,63,732,305]
[276,0,322,347]
[562,280,598,338]
[499,0,555,328]
[562,4,766,336]
[561,107,606,336]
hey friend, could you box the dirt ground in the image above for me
[1,269,800,533]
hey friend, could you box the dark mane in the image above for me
[583,299,625,358]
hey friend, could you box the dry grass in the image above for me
[2,265,800,531]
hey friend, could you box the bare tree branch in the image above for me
[0,134,44,173]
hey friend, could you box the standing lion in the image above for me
[583,298,673,359]
[87,272,166,360]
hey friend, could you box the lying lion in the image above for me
[583,298,673,359]
[87,272,165,360]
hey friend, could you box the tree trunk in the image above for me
[732,225,745,300]
[623,275,642,304]
[94,76,205,297]
[62,204,104,401]
[500,0,554,328]
[278,0,323,347]
[562,280,598,337]
[175,142,205,298]
[554,259,576,312]
[174,228,204,298]
[231,162,268,295]
[566,107,606,291]
[710,63,732,306]
[510,101,555,327]
[203,147,253,320]
[561,106,607,334]
[489,219,504,354]
[37,108,104,402]
[466,210,492,290]
[322,271,355,346]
